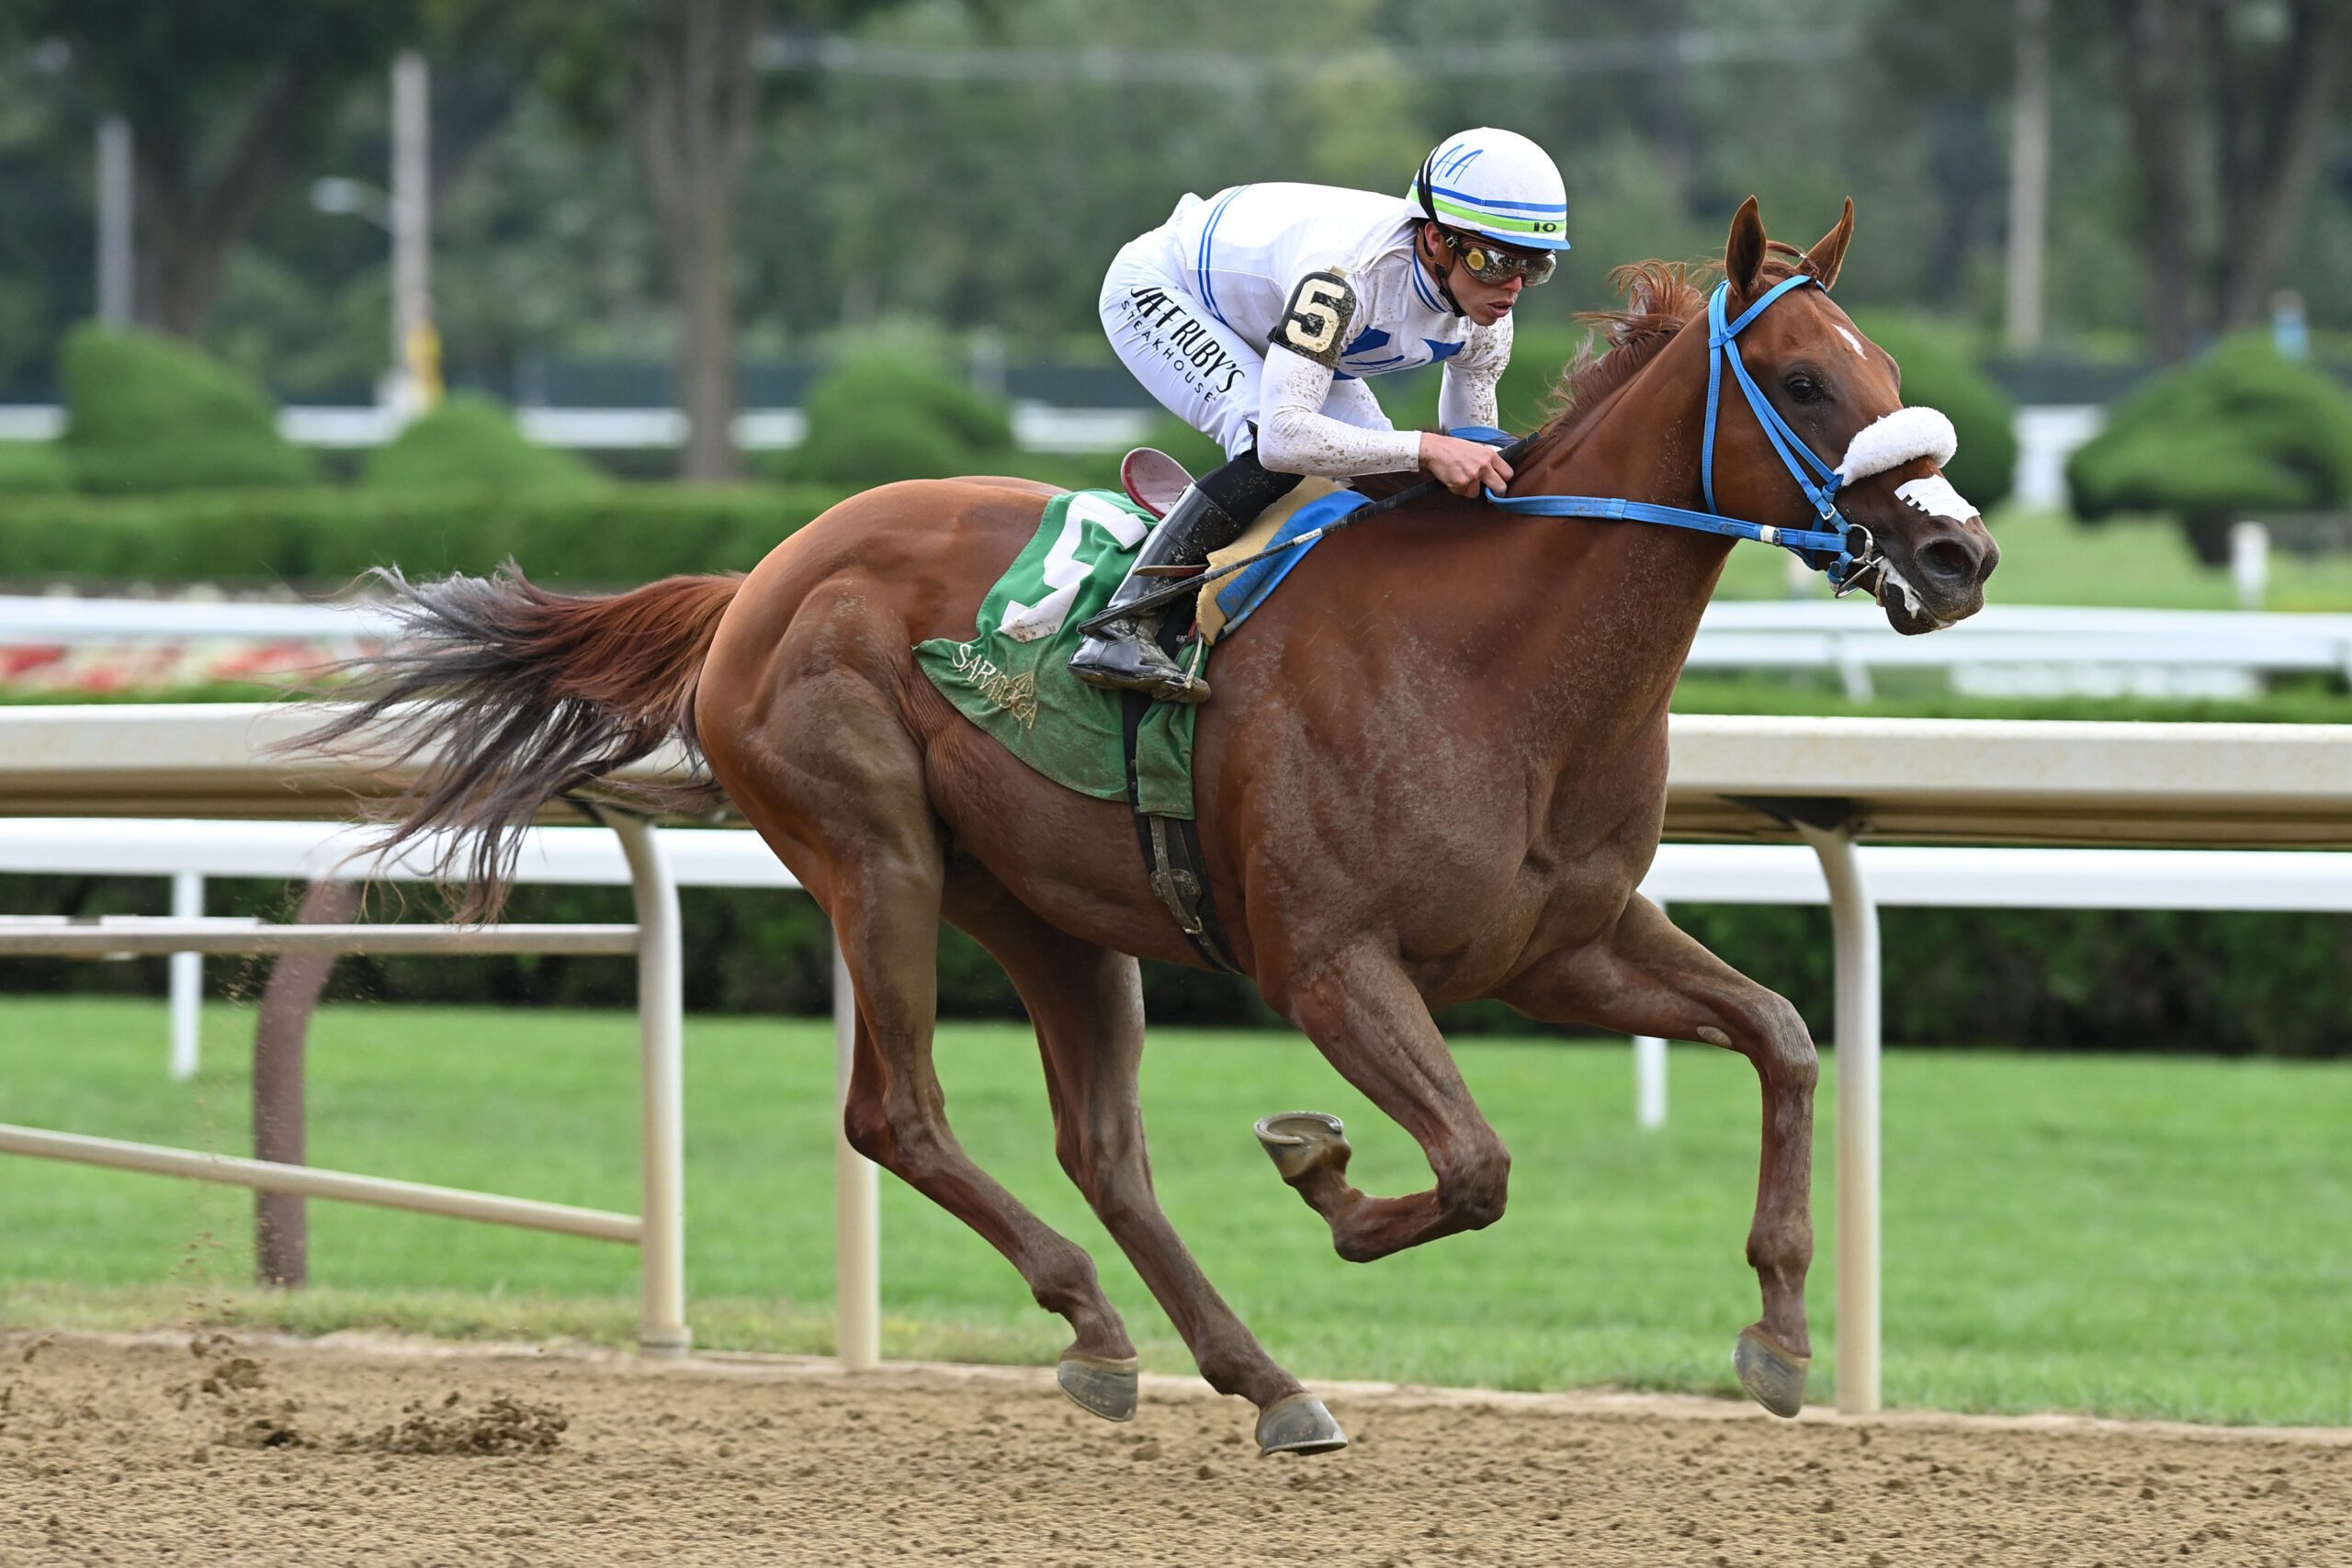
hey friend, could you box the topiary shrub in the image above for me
[57,323,319,493]
[785,355,1016,488]
[1847,310,2017,511]
[363,393,602,491]
[0,441,74,493]
[2066,332,2352,562]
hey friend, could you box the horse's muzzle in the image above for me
[1875,513,1998,635]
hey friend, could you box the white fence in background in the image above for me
[1687,600,2352,700]
[1628,842,2352,1128]
[2,401,2081,467]
[10,593,2349,705]
[0,401,1147,455]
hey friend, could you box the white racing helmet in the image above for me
[1408,128,1571,254]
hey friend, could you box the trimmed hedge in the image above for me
[0,440,74,493]
[364,394,603,492]
[778,355,1020,487]
[1846,310,2018,510]
[0,482,852,586]
[59,324,320,492]
[2068,332,2352,558]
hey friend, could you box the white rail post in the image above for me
[1634,1035,1668,1129]
[833,928,881,1370]
[1634,902,1668,1129]
[605,810,690,1356]
[168,872,203,1080]
[1795,817,1881,1416]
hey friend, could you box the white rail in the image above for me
[0,1124,640,1243]
[0,813,854,1368]
[0,807,695,1356]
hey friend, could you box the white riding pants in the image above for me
[1100,231,1393,461]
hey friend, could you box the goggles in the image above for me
[1440,229,1556,288]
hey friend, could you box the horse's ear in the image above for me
[1724,197,1766,298]
[1804,198,1855,289]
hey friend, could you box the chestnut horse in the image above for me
[316,199,1996,1450]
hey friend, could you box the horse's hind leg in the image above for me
[1259,941,1515,1263]
[1495,893,1818,1416]
[947,870,1346,1455]
[717,689,1134,1382]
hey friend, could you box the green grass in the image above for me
[1713,502,2352,611]
[2,998,2346,1425]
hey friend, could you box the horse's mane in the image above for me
[1532,244,1811,448]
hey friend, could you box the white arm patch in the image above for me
[1837,406,1958,483]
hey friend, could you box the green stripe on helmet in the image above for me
[1428,194,1568,242]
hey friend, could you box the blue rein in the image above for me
[1469,276,1877,592]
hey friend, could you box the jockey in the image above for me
[1071,127,1571,704]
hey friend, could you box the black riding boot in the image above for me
[1069,451,1302,705]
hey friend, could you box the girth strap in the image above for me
[1121,692,1238,973]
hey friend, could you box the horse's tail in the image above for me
[297,562,744,917]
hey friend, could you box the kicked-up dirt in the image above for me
[0,1329,2346,1566]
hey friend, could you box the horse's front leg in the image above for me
[1496,892,1819,1416]
[1261,940,1512,1263]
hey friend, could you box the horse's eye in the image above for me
[1785,371,1821,402]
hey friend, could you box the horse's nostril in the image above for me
[1919,538,1977,583]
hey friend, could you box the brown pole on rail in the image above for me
[252,877,360,1287]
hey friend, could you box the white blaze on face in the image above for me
[1895,474,1976,523]
[1834,324,1869,360]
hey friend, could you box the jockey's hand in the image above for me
[1419,433,1514,498]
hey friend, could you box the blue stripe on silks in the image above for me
[1213,490,1374,638]
[1195,186,1248,331]
[1343,328,1393,356]
[1409,261,1443,313]
[1423,338,1464,362]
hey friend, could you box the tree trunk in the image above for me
[129,67,325,338]
[252,877,361,1289]
[2121,0,2199,362]
[635,0,763,483]
[2217,1,2346,329]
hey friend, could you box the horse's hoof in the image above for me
[1055,1352,1138,1423]
[1254,1392,1348,1456]
[1733,1324,1810,1418]
[1253,1111,1350,1184]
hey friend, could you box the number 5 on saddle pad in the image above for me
[913,491,1203,818]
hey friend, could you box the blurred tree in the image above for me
[0,0,421,337]
[453,0,909,482]
[2113,0,2346,360]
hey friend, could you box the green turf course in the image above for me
[2,998,2346,1426]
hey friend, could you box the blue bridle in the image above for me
[1471,275,1883,594]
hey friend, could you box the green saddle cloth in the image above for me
[913,490,1204,818]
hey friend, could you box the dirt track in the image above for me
[1,1331,2346,1566]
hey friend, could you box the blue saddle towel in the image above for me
[1207,489,1374,641]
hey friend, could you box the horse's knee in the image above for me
[1439,1134,1510,1232]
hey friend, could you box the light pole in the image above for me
[96,116,133,325]
[309,51,438,421]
